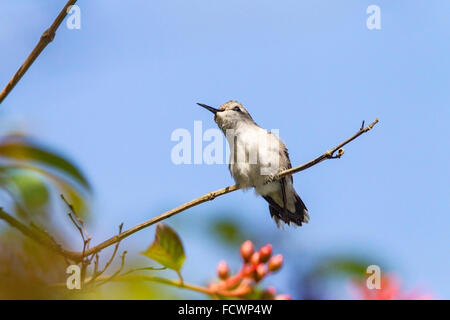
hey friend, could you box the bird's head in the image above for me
[197,100,255,131]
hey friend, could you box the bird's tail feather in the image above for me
[263,192,309,227]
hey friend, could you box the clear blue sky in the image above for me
[1,1,449,298]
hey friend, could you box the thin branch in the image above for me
[61,194,92,282]
[89,273,249,298]
[0,119,379,261]
[120,266,167,277]
[61,194,90,242]
[176,270,184,285]
[274,118,379,179]
[87,223,124,284]
[94,251,128,287]
[93,274,213,296]
[73,118,379,260]
[67,213,86,244]
[0,0,78,104]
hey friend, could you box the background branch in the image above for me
[82,274,213,296]
[0,0,78,104]
[0,207,75,260]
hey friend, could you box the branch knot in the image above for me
[41,29,55,43]
[206,192,216,201]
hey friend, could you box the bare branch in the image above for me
[87,223,124,284]
[0,0,78,104]
[120,266,167,277]
[92,274,213,295]
[61,194,93,282]
[0,119,379,262]
[61,194,90,242]
[94,251,128,287]
[73,118,379,260]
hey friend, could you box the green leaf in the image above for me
[0,136,91,190]
[141,223,185,271]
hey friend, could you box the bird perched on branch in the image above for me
[198,100,309,227]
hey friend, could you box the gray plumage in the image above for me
[198,100,309,227]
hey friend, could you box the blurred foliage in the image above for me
[0,133,91,219]
[210,217,249,246]
[0,134,90,189]
[310,256,376,279]
[0,131,386,300]
[0,131,94,299]
[0,230,67,299]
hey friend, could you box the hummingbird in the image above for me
[198,100,309,227]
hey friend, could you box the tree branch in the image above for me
[0,207,76,260]
[85,274,263,298]
[0,118,378,261]
[71,118,379,260]
[0,0,78,104]
[86,274,214,296]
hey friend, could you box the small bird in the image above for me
[198,100,309,227]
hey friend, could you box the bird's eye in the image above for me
[233,106,241,112]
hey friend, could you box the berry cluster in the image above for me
[209,240,291,300]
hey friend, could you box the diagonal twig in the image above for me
[87,223,124,285]
[0,207,75,259]
[94,250,128,288]
[0,0,78,104]
[0,119,379,261]
[61,194,90,242]
[70,118,379,260]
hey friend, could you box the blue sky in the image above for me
[1,1,449,298]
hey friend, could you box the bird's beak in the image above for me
[197,103,220,114]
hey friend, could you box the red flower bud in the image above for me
[250,252,260,265]
[255,263,267,282]
[268,254,283,272]
[275,294,292,300]
[259,244,272,263]
[240,240,254,262]
[217,260,229,280]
